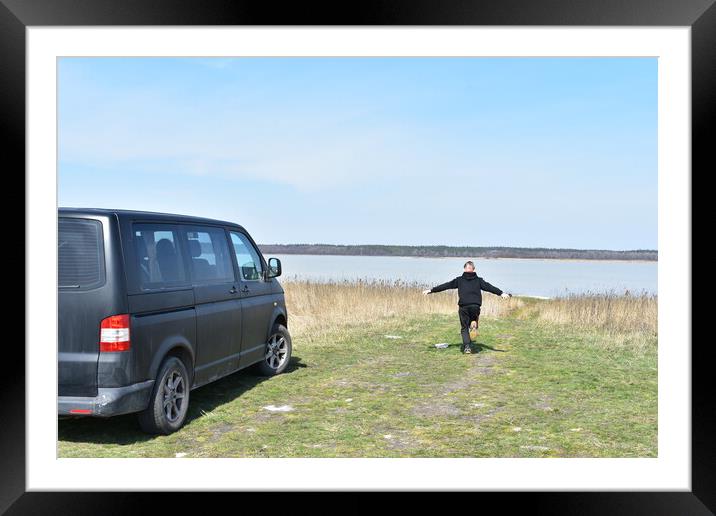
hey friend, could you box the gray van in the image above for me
[58,208,291,434]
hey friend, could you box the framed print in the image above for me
[4,0,711,513]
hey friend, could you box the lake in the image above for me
[270,254,657,298]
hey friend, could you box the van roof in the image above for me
[59,207,246,231]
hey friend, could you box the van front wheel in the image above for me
[138,356,190,435]
[257,324,292,376]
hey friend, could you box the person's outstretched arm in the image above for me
[480,278,510,298]
[422,277,458,295]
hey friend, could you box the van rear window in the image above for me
[58,218,105,289]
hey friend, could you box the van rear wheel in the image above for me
[256,324,292,376]
[138,356,190,435]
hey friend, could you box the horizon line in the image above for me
[257,243,658,253]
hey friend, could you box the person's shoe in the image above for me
[463,345,472,354]
[469,321,478,341]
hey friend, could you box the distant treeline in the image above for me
[257,244,657,261]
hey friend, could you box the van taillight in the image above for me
[99,314,131,352]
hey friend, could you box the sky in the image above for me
[58,57,657,250]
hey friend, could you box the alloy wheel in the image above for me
[162,370,186,423]
[265,333,288,370]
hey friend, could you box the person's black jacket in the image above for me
[430,271,503,306]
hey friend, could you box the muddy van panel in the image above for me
[125,304,197,386]
[58,213,128,398]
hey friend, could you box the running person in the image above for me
[422,261,511,354]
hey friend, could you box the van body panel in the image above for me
[181,225,243,388]
[227,229,280,365]
[238,279,287,367]
[146,333,196,386]
[103,307,198,388]
[192,299,242,387]
[58,380,154,417]
[238,303,290,369]
[58,213,127,397]
[237,286,277,365]
[127,289,195,314]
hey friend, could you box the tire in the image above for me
[256,324,292,376]
[138,356,191,435]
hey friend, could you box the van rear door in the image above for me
[58,214,127,397]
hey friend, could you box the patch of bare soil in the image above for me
[412,351,505,420]
[412,400,462,418]
[206,422,239,443]
[378,429,415,453]
[531,394,556,412]
[464,405,504,424]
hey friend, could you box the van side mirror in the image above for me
[266,257,282,279]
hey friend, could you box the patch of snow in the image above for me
[434,343,449,349]
[175,452,187,458]
[263,404,294,412]
[384,335,403,339]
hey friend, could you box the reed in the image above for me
[282,278,523,339]
[527,291,657,337]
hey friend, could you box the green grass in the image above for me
[58,311,657,458]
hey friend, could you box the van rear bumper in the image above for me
[58,380,155,417]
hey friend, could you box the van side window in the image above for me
[230,232,264,281]
[183,226,235,284]
[134,224,187,289]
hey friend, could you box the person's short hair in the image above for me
[463,261,475,269]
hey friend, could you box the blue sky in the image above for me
[58,57,657,249]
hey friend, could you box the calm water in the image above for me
[271,254,657,298]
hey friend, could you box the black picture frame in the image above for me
[5,0,709,513]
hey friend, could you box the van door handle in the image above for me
[229,286,238,294]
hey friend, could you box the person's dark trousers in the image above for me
[458,304,481,348]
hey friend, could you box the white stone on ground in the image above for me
[175,453,187,458]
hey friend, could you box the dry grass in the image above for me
[524,292,657,338]
[282,279,524,340]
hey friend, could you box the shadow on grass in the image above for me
[473,342,507,353]
[428,342,507,353]
[58,355,307,446]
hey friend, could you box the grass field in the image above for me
[58,281,657,458]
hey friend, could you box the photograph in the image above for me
[56,55,659,459]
